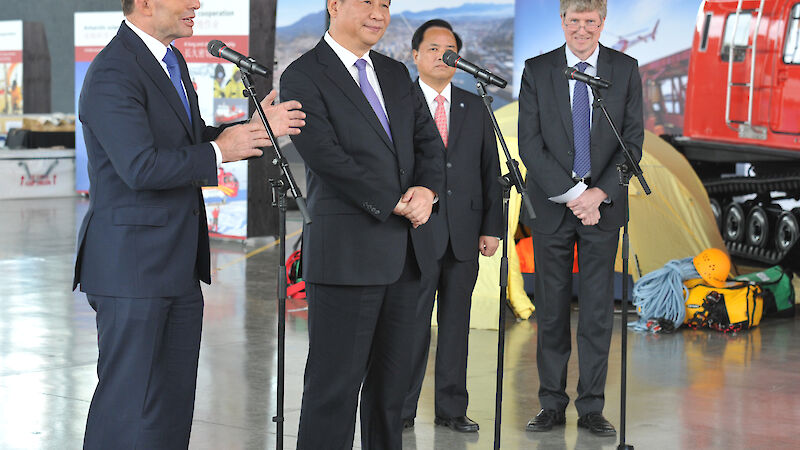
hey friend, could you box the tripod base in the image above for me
[618,444,634,450]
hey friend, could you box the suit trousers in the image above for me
[402,242,478,420]
[83,287,203,450]
[297,244,421,450]
[531,213,619,416]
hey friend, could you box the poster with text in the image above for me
[74,2,250,239]
[0,20,23,116]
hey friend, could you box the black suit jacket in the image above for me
[414,81,503,261]
[73,22,222,298]
[279,39,444,285]
[518,44,643,233]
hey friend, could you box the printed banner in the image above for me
[74,2,250,239]
[0,20,23,115]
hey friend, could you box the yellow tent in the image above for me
[465,101,726,330]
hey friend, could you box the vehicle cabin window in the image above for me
[700,13,713,51]
[784,4,800,64]
[721,11,753,62]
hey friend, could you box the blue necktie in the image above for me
[354,58,392,142]
[162,47,192,124]
[572,61,591,178]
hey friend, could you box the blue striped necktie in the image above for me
[162,47,192,124]
[572,61,591,178]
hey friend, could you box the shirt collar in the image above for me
[418,79,451,107]
[565,44,600,69]
[324,31,375,73]
[125,19,170,63]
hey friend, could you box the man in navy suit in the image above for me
[518,0,643,437]
[73,0,304,448]
[280,0,443,448]
[401,19,503,433]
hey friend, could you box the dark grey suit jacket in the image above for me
[414,81,503,261]
[74,22,222,298]
[280,39,444,285]
[518,44,643,233]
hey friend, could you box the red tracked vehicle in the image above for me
[666,0,800,267]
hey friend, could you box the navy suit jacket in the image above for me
[279,39,444,285]
[73,22,223,298]
[414,81,503,262]
[518,44,643,233]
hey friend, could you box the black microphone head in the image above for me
[207,40,225,57]
[442,50,459,68]
[563,66,577,79]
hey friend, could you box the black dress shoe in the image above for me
[402,418,415,430]
[526,409,566,432]
[434,415,479,432]
[577,412,616,436]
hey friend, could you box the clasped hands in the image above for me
[393,186,435,228]
[567,187,607,226]
[216,89,305,163]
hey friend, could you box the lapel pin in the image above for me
[459,103,465,108]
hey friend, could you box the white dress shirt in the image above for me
[549,44,602,204]
[324,32,389,118]
[125,19,222,167]
[417,79,451,131]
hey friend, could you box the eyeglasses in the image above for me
[564,18,602,32]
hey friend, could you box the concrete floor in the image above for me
[1,196,799,449]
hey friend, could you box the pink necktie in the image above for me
[434,95,448,148]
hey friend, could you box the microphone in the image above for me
[442,50,507,89]
[207,40,270,78]
[563,66,611,89]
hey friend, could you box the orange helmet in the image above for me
[693,248,730,288]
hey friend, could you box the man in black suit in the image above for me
[517,0,643,436]
[401,19,502,434]
[279,1,444,448]
[74,0,304,448]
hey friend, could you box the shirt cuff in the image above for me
[548,182,587,204]
[211,141,222,168]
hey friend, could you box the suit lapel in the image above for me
[551,45,574,150]
[119,24,194,139]
[448,86,467,151]
[316,41,394,154]
[176,47,200,143]
[593,44,614,135]
[372,54,400,155]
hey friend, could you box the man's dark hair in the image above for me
[411,19,462,53]
[121,0,134,15]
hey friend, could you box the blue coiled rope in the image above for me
[628,257,700,331]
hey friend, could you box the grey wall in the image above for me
[0,1,120,114]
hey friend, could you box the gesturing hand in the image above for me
[251,89,305,138]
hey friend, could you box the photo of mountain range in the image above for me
[274,2,515,106]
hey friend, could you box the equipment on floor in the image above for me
[693,247,731,288]
[684,279,764,333]
[630,257,700,329]
[734,266,795,318]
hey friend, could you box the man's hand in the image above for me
[567,187,607,226]
[394,186,435,228]
[479,236,500,257]
[215,122,269,163]
[251,89,305,138]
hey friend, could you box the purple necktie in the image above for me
[163,47,192,124]
[354,58,392,142]
[572,61,590,178]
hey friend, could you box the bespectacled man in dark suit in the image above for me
[518,0,643,437]
[400,19,503,434]
[74,0,305,448]
[279,0,444,448]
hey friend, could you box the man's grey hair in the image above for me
[560,0,607,20]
